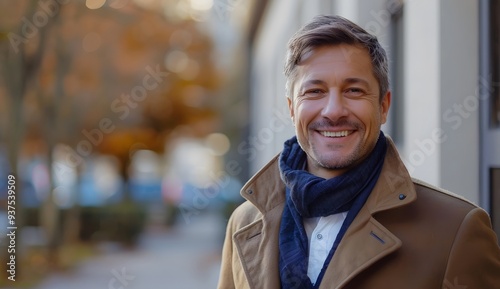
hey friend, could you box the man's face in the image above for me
[288,44,391,179]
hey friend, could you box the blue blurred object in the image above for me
[128,178,162,203]
[79,170,123,206]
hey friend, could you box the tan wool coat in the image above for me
[217,138,500,289]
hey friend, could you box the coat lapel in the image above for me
[233,204,284,289]
[319,211,402,288]
[320,138,417,288]
[233,154,286,289]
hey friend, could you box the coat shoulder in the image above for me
[412,177,478,212]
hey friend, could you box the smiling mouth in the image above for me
[319,130,354,138]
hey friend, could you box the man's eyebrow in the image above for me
[296,77,371,96]
[301,78,369,87]
[301,79,328,87]
[344,77,369,86]
[297,79,328,93]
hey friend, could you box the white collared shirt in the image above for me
[303,212,348,284]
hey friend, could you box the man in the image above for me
[217,15,500,289]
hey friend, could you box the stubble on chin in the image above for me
[310,142,362,171]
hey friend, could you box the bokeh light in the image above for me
[86,0,107,9]
[189,0,214,11]
[205,133,230,156]
[165,50,190,73]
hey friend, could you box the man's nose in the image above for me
[321,91,349,120]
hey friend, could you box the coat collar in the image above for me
[235,137,417,289]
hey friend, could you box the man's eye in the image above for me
[304,89,324,95]
[344,88,365,96]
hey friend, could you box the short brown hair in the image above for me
[284,15,389,101]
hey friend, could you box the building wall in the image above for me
[248,0,302,173]
[249,0,483,206]
[402,0,441,187]
[438,0,479,204]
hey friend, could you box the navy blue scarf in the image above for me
[278,132,387,288]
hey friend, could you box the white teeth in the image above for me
[321,131,351,137]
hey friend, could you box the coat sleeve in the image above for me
[443,207,500,289]
[217,212,237,289]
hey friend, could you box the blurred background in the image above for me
[0,0,499,288]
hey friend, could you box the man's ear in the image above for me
[287,96,295,123]
[381,91,391,124]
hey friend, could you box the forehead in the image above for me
[298,43,371,62]
[292,44,376,87]
[299,44,372,71]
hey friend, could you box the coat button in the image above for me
[247,189,253,195]
[399,194,406,200]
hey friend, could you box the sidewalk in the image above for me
[31,211,224,289]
